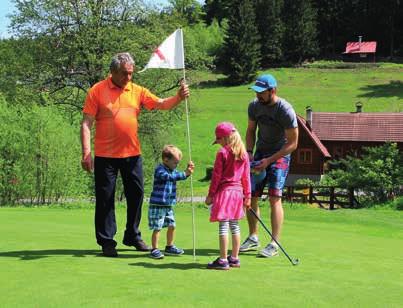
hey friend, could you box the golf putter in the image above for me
[249,208,300,266]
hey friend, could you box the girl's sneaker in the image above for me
[150,249,164,259]
[207,258,230,270]
[227,256,240,268]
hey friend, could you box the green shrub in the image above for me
[394,197,403,211]
[295,178,316,187]
[0,95,91,205]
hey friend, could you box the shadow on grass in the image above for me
[194,78,226,89]
[129,261,206,270]
[358,80,403,99]
[129,249,268,270]
[0,249,148,260]
[127,249,219,270]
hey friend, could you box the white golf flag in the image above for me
[139,29,185,72]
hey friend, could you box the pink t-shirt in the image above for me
[208,145,251,199]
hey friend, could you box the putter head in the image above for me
[292,258,300,266]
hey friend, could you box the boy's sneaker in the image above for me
[164,245,184,255]
[150,249,164,259]
[207,258,230,270]
[227,256,240,268]
[239,236,260,252]
[258,243,279,258]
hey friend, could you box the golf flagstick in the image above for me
[248,208,299,266]
[180,29,196,261]
[139,28,196,259]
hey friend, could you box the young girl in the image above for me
[205,122,251,270]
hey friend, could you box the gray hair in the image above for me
[109,52,135,72]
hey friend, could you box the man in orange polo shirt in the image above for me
[81,52,189,257]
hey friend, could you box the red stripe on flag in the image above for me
[154,48,166,60]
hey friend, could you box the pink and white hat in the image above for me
[212,122,236,144]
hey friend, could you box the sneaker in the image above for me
[258,243,279,258]
[123,239,150,251]
[239,236,260,252]
[150,249,164,259]
[102,245,118,258]
[207,258,230,270]
[164,245,184,255]
[227,256,240,268]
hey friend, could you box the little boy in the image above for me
[148,145,194,259]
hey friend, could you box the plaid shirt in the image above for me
[149,164,188,206]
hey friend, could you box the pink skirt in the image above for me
[210,188,245,222]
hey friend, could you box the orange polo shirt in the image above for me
[83,77,160,158]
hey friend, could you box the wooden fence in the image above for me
[264,186,360,210]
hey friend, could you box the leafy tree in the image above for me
[165,0,204,25]
[322,143,402,204]
[255,0,285,66]
[184,21,225,70]
[283,0,319,63]
[219,0,261,84]
[6,0,153,112]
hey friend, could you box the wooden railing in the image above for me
[263,185,360,210]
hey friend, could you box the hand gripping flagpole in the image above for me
[179,29,196,261]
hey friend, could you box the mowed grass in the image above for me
[1,205,402,307]
[168,66,403,194]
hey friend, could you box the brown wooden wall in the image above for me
[289,125,325,175]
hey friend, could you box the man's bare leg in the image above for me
[269,196,283,242]
[240,197,260,252]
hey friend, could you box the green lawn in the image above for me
[1,205,402,307]
[168,66,403,195]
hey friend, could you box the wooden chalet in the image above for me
[287,105,403,185]
[342,36,377,62]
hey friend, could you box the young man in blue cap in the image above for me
[241,74,298,258]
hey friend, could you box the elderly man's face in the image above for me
[111,63,134,88]
[256,88,276,105]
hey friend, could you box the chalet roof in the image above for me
[343,41,377,54]
[311,112,403,142]
[297,115,331,157]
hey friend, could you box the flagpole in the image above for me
[179,28,196,261]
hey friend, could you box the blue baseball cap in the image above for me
[250,74,277,93]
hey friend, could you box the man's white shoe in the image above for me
[239,236,260,252]
[258,243,279,258]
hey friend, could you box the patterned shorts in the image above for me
[148,205,176,231]
[252,154,290,198]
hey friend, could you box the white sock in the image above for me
[270,241,278,248]
[250,235,258,242]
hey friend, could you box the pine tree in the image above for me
[203,0,229,26]
[256,0,285,66]
[220,0,261,84]
[283,0,319,63]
